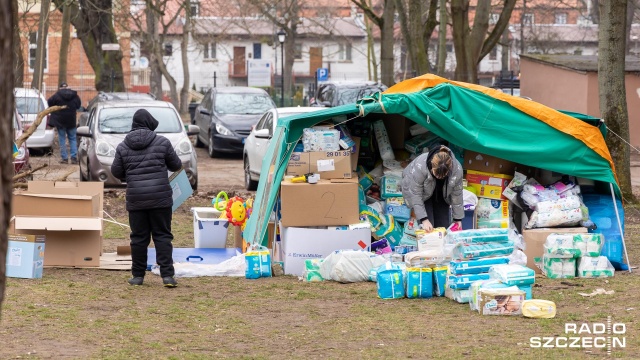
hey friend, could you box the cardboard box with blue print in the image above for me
[286,150,354,179]
[6,233,46,279]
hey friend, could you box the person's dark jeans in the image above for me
[129,207,174,278]
[57,126,77,160]
[423,192,452,228]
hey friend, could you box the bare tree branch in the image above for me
[15,106,66,148]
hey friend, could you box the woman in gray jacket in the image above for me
[401,145,464,232]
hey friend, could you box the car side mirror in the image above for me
[199,108,211,116]
[254,128,271,139]
[76,126,92,137]
[186,124,200,136]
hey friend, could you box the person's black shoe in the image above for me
[162,276,178,288]
[70,157,78,165]
[59,159,68,164]
[128,277,144,286]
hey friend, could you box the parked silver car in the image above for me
[14,87,56,151]
[243,106,323,190]
[76,100,200,189]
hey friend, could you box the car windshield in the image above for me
[98,107,182,134]
[15,97,45,115]
[336,86,382,106]
[215,93,274,115]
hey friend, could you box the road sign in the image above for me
[248,59,272,87]
[316,68,328,81]
[101,43,120,51]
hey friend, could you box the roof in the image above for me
[193,17,365,38]
[97,100,173,109]
[520,54,640,73]
[213,87,270,94]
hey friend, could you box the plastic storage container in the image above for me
[192,207,229,248]
[582,194,627,270]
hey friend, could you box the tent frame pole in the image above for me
[610,183,632,273]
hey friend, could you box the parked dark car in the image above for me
[78,92,156,127]
[311,81,387,107]
[193,87,275,157]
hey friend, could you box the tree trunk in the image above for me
[598,0,634,201]
[179,0,191,115]
[31,0,51,91]
[436,0,447,76]
[624,0,635,54]
[409,0,429,75]
[53,0,126,91]
[12,0,24,87]
[58,4,72,85]
[451,0,470,81]
[395,0,415,75]
[146,3,163,99]
[155,45,179,108]
[1,0,16,316]
[284,25,297,106]
[380,0,395,86]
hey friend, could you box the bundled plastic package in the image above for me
[371,238,392,255]
[542,255,576,279]
[377,214,404,249]
[372,120,395,161]
[519,284,533,300]
[404,132,443,155]
[577,256,615,278]
[376,263,406,299]
[477,287,526,316]
[245,247,272,279]
[449,256,510,275]
[502,172,528,205]
[445,228,510,244]
[450,288,472,303]
[381,175,403,199]
[302,259,324,282]
[382,160,404,178]
[452,241,515,260]
[416,228,446,252]
[488,264,535,286]
[404,250,446,267]
[525,208,583,229]
[544,233,579,258]
[403,218,419,237]
[319,250,387,283]
[406,267,434,299]
[469,279,508,311]
[534,195,582,213]
[432,265,448,296]
[476,198,510,229]
[447,273,491,290]
[522,299,556,319]
[336,124,356,150]
[385,197,411,223]
[359,173,374,192]
[302,127,340,152]
[409,123,428,136]
[574,233,604,257]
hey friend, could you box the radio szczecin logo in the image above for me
[530,317,625,354]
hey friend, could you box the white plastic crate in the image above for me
[192,207,228,248]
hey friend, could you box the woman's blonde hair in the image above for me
[431,147,452,179]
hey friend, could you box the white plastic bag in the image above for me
[151,253,246,278]
[319,250,387,283]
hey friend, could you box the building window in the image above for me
[28,32,47,71]
[446,44,453,53]
[294,43,302,60]
[339,43,352,61]
[253,43,262,59]
[190,1,199,17]
[522,13,534,25]
[489,13,500,25]
[164,43,173,56]
[203,42,216,59]
[555,13,567,24]
[489,47,497,60]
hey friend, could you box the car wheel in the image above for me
[191,178,198,191]
[244,156,258,191]
[208,132,218,158]
[195,135,205,148]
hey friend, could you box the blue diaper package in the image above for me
[447,273,492,290]
[519,284,533,300]
[452,241,515,260]
[449,257,510,275]
[445,228,510,244]
[385,197,411,223]
[245,248,272,279]
[377,264,406,299]
[380,176,403,199]
[488,264,536,286]
[406,267,433,299]
[432,265,448,296]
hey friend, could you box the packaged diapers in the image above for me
[574,234,604,257]
[404,250,446,268]
[385,197,411,223]
[447,273,491,290]
[376,263,406,299]
[488,264,535,286]
[449,257,510,275]
[245,247,272,279]
[534,195,582,213]
[302,127,340,152]
[445,228,510,244]
[478,287,526,316]
[544,233,579,258]
[469,279,507,311]
[303,259,324,282]
[522,300,557,319]
[476,199,510,229]
[452,241,515,260]
[320,250,387,283]
[542,255,576,279]
[432,266,448,296]
[381,176,402,199]
[406,267,433,299]
[372,120,395,161]
[415,228,446,252]
[404,132,443,155]
[577,256,615,278]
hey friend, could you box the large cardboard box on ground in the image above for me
[463,151,534,176]
[465,170,513,200]
[382,115,411,150]
[286,150,353,179]
[522,227,588,273]
[11,181,104,267]
[6,233,46,279]
[280,178,359,227]
[281,225,372,276]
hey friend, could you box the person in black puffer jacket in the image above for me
[111,109,182,288]
[47,83,82,164]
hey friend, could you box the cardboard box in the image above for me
[286,151,353,179]
[465,170,513,200]
[522,227,588,273]
[463,151,514,175]
[170,169,193,212]
[280,178,360,227]
[382,115,411,150]
[16,181,104,217]
[13,193,100,218]
[6,234,46,279]
[10,216,102,267]
[351,136,361,172]
[281,225,372,276]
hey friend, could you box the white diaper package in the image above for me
[416,228,446,252]
[373,120,395,161]
[319,250,387,283]
[526,208,583,229]
[302,127,340,152]
[488,264,536,286]
[544,233,579,258]
[404,250,446,267]
[577,256,615,278]
[574,234,604,257]
[542,255,576,279]
[535,195,582,213]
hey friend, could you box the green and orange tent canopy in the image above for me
[244,74,619,246]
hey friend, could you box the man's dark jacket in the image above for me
[47,88,81,128]
[111,109,182,211]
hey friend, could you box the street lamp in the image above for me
[277,29,286,107]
